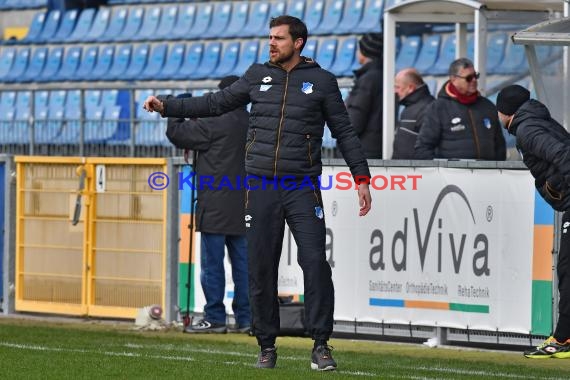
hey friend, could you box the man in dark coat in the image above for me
[415,58,506,160]
[144,16,372,371]
[392,68,435,159]
[165,76,251,334]
[496,84,570,359]
[345,32,383,159]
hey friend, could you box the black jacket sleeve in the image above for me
[346,78,375,136]
[162,74,251,119]
[414,101,440,159]
[166,117,212,151]
[322,74,371,180]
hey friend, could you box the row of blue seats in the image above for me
[0,0,45,10]
[396,32,562,76]
[0,36,360,83]
[14,0,383,45]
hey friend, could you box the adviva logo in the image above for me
[369,185,490,276]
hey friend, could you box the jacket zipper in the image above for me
[274,72,289,176]
[467,109,481,159]
[306,134,313,167]
[245,128,256,159]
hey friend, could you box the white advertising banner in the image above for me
[277,166,536,333]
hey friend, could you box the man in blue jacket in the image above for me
[497,84,570,359]
[144,15,372,371]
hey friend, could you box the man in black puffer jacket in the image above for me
[345,32,383,159]
[392,68,435,159]
[496,84,570,359]
[415,58,506,160]
[165,76,251,335]
[144,15,372,371]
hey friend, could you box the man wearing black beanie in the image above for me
[497,84,570,359]
[345,33,384,159]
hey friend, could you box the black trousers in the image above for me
[555,211,570,341]
[245,176,334,348]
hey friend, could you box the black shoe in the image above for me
[524,336,570,359]
[256,347,277,368]
[311,345,337,371]
[183,319,227,333]
[227,324,251,334]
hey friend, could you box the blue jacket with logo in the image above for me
[162,58,370,180]
[415,81,506,160]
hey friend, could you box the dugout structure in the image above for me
[382,0,565,159]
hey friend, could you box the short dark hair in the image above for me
[269,15,307,52]
[448,57,474,76]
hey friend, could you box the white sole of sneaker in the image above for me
[311,363,337,371]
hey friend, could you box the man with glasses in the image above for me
[415,58,506,160]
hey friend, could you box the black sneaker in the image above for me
[256,347,277,368]
[524,336,570,358]
[227,324,251,334]
[183,319,227,333]
[311,345,337,371]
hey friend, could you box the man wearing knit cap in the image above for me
[415,58,506,160]
[496,84,570,359]
[345,33,383,159]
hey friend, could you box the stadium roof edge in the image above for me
[386,0,564,14]
[512,17,570,46]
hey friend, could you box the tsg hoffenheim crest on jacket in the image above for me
[302,82,314,94]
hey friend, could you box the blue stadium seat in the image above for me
[192,2,216,39]
[191,41,221,79]
[258,39,269,63]
[0,91,16,142]
[158,43,185,80]
[154,5,178,41]
[239,1,269,38]
[85,90,102,109]
[316,38,337,71]
[304,0,325,33]
[355,0,383,33]
[107,45,132,80]
[117,7,144,41]
[495,40,526,75]
[174,42,204,80]
[395,35,421,72]
[171,4,196,40]
[0,91,16,109]
[41,107,66,143]
[204,2,232,38]
[135,89,168,145]
[33,92,50,143]
[123,44,149,80]
[83,106,104,143]
[0,47,16,81]
[74,45,98,81]
[56,46,82,81]
[84,8,111,42]
[16,90,31,111]
[486,33,507,74]
[232,40,259,76]
[3,47,30,83]
[213,41,240,78]
[86,106,122,143]
[314,0,344,35]
[303,39,318,60]
[88,45,115,81]
[430,33,455,75]
[269,0,287,19]
[330,36,356,76]
[21,11,46,43]
[37,10,61,43]
[221,2,248,38]
[286,0,306,21]
[423,77,437,96]
[68,8,95,42]
[99,7,128,42]
[134,6,160,41]
[139,43,167,80]
[21,47,48,83]
[415,34,441,74]
[53,89,82,144]
[11,104,31,145]
[337,0,364,34]
[37,47,64,82]
[53,9,78,43]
